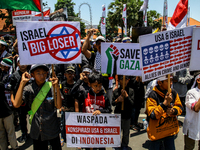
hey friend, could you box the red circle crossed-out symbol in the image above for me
[47,24,81,62]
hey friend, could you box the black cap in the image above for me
[30,64,49,73]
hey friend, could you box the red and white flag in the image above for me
[35,9,50,16]
[168,0,188,30]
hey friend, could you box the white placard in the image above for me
[16,21,81,65]
[139,26,194,82]
[189,27,200,71]
[101,43,142,76]
[12,10,32,26]
[65,112,121,148]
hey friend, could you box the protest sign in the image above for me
[189,27,200,71]
[31,16,50,21]
[65,112,121,148]
[101,43,142,76]
[12,10,32,26]
[16,21,81,65]
[139,26,194,82]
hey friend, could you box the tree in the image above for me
[54,0,86,38]
[108,0,162,37]
[97,18,118,41]
[55,0,75,16]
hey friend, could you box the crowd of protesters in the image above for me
[0,28,200,150]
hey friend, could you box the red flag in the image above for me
[168,0,188,30]
[35,9,50,16]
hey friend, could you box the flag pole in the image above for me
[40,0,44,21]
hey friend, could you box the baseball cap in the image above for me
[65,66,75,72]
[96,36,106,42]
[30,64,49,73]
[122,37,131,43]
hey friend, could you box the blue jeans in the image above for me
[60,111,66,142]
[149,135,175,150]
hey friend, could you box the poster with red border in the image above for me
[12,10,32,26]
[16,21,81,65]
[189,27,200,71]
[65,112,121,148]
[139,26,194,82]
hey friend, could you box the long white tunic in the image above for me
[183,87,200,140]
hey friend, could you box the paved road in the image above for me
[12,108,199,150]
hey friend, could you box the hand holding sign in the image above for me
[164,92,173,106]
[93,110,101,116]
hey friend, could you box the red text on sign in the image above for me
[27,32,77,56]
[198,40,200,50]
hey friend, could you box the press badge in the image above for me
[46,97,53,101]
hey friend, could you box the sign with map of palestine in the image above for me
[101,43,142,76]
[139,26,194,82]
[16,21,81,65]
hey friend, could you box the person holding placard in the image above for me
[146,75,183,150]
[83,71,112,150]
[12,64,62,150]
[112,75,134,150]
[183,73,200,150]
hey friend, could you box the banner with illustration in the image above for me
[139,26,194,82]
[101,43,142,76]
[65,112,121,147]
[16,21,81,65]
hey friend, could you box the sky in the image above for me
[47,0,200,26]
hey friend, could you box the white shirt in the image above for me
[183,87,200,140]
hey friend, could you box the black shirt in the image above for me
[60,80,75,110]
[0,82,12,118]
[10,70,23,97]
[22,81,60,141]
[71,79,90,111]
[112,86,134,119]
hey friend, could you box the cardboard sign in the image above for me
[16,21,81,65]
[12,10,32,26]
[189,27,200,71]
[101,43,142,76]
[65,112,121,148]
[139,26,194,82]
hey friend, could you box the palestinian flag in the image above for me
[0,0,41,12]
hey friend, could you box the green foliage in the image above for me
[107,0,162,37]
[54,0,86,38]
[97,18,118,41]
[55,0,76,16]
